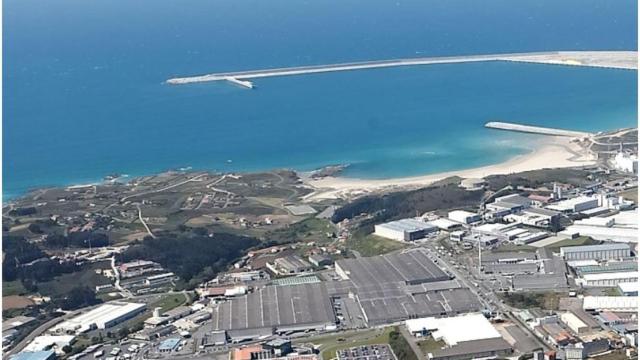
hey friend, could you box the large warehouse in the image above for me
[52,302,146,334]
[583,296,638,312]
[405,313,501,345]
[335,249,449,285]
[374,219,437,241]
[560,243,631,261]
[212,283,336,341]
[577,272,639,287]
[213,249,482,336]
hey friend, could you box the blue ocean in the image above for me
[3,0,638,199]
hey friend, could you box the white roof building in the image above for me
[617,282,639,295]
[52,302,146,334]
[24,335,75,355]
[582,296,638,312]
[405,313,501,346]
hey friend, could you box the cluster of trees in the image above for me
[44,231,110,249]
[8,206,37,216]
[484,169,592,191]
[3,236,80,292]
[55,286,101,310]
[121,229,259,287]
[389,329,419,360]
[332,183,484,224]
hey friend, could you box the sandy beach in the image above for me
[302,136,595,201]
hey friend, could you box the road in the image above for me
[421,241,551,351]
[136,204,156,238]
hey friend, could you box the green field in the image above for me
[619,188,638,204]
[266,217,337,244]
[347,233,408,257]
[417,337,446,355]
[151,292,189,312]
[545,236,598,253]
[37,261,112,297]
[3,280,27,296]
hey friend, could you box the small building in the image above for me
[374,218,437,241]
[463,233,498,248]
[459,178,485,191]
[262,339,293,356]
[448,210,481,224]
[618,282,638,296]
[560,312,590,335]
[157,338,180,353]
[308,254,333,267]
[449,230,466,242]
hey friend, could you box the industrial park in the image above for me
[3,126,638,360]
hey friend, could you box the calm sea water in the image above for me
[3,0,638,198]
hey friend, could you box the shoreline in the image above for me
[0,135,596,205]
[301,136,595,201]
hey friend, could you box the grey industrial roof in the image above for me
[274,256,312,271]
[495,194,532,206]
[561,243,630,253]
[376,219,436,233]
[335,249,449,286]
[512,274,568,291]
[213,283,335,332]
[481,252,537,264]
[523,207,561,217]
[576,261,638,275]
[484,263,538,274]
[359,288,482,325]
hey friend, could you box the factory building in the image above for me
[308,254,333,267]
[448,210,481,224]
[406,313,513,360]
[577,272,638,287]
[145,272,177,286]
[560,244,631,261]
[374,219,437,241]
[560,312,590,335]
[9,351,56,360]
[405,313,501,344]
[267,256,314,275]
[612,151,638,174]
[52,302,146,334]
[486,194,532,213]
[582,296,638,312]
[546,196,599,213]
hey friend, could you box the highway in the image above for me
[166,50,637,85]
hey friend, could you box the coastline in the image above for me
[301,136,595,201]
[0,135,597,205]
